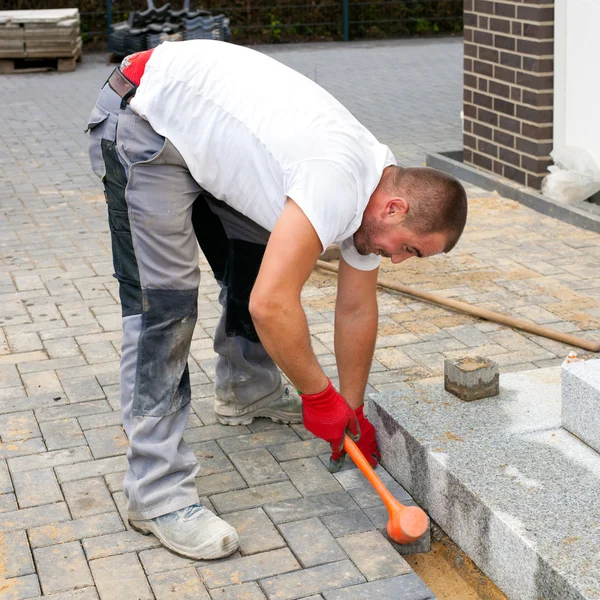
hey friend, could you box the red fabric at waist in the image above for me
[121,48,155,86]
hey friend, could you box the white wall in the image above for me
[554,0,600,167]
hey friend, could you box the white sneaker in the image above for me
[129,504,239,560]
[216,386,303,426]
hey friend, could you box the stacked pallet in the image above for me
[0,9,82,73]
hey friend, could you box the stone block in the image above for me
[148,568,210,600]
[562,358,600,453]
[211,482,301,515]
[280,457,342,497]
[371,367,600,600]
[0,492,17,513]
[29,512,125,548]
[268,439,329,462]
[55,455,128,483]
[223,507,285,556]
[0,574,40,598]
[322,572,435,600]
[444,356,499,401]
[321,510,376,538]
[0,459,13,494]
[8,447,92,474]
[84,425,128,459]
[278,518,346,568]
[217,428,301,454]
[259,560,365,600]
[228,448,287,486]
[337,531,412,581]
[90,553,152,600]
[0,502,70,533]
[62,477,115,518]
[197,548,300,588]
[0,530,35,577]
[196,471,247,496]
[13,467,63,508]
[189,440,234,476]
[34,541,94,594]
[40,418,86,450]
[83,529,161,560]
[208,582,267,600]
[264,491,360,525]
[0,411,40,441]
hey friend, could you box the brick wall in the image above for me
[463,0,554,190]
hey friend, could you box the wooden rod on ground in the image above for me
[315,260,600,353]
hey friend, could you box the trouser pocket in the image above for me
[86,103,110,179]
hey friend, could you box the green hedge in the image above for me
[4,0,463,46]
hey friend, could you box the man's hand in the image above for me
[329,404,380,471]
[300,380,359,459]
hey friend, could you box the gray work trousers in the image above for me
[87,83,283,520]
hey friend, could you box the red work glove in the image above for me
[300,380,359,466]
[330,404,381,472]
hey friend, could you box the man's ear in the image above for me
[387,197,409,220]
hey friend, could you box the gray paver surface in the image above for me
[0,38,599,599]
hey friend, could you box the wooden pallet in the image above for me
[0,55,75,73]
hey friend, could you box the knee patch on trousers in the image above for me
[133,288,198,417]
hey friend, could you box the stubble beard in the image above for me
[354,216,383,256]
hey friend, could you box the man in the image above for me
[87,40,467,562]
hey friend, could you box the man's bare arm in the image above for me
[334,257,379,409]
[249,198,328,395]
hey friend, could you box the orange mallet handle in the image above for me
[344,435,429,544]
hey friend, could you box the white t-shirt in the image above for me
[131,40,395,271]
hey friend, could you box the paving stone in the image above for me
[78,411,122,430]
[224,508,286,556]
[21,370,64,395]
[207,582,267,600]
[8,447,92,474]
[39,418,87,450]
[183,423,250,444]
[0,437,46,460]
[0,502,70,533]
[90,553,153,600]
[40,587,99,599]
[196,471,247,496]
[60,377,105,403]
[0,530,35,577]
[148,568,210,600]
[138,547,197,574]
[55,455,128,483]
[103,471,126,493]
[0,364,22,388]
[83,529,161,560]
[0,573,40,599]
[278,518,346,568]
[0,393,68,416]
[62,478,115,518]
[322,573,436,600]
[34,541,94,594]
[321,510,376,538]
[29,512,125,548]
[198,548,300,588]
[13,468,63,508]
[84,425,128,459]
[338,531,412,581]
[260,560,365,600]
[229,448,288,486]
[211,482,301,515]
[217,429,301,454]
[264,491,359,525]
[190,440,235,476]
[0,492,18,513]
[0,411,41,442]
[268,439,330,462]
[35,400,112,423]
[280,458,341,497]
[0,460,13,494]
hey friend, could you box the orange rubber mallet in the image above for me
[344,435,429,544]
